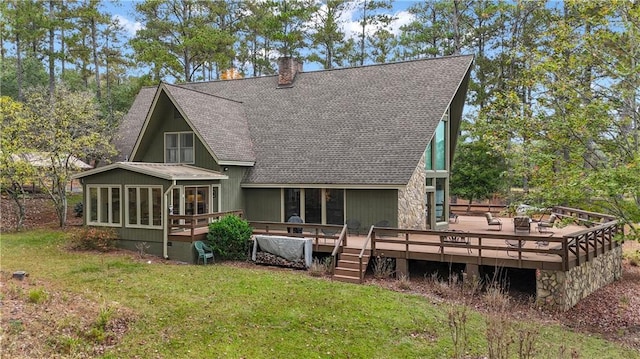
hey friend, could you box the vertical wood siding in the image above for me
[244,188,281,221]
[346,189,398,229]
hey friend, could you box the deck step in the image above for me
[339,252,369,262]
[332,247,371,284]
[336,260,362,270]
[341,247,364,255]
[334,267,359,277]
[333,274,361,284]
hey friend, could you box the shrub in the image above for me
[68,227,116,252]
[207,215,253,260]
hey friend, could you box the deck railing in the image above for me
[562,220,623,270]
[248,221,346,252]
[552,206,617,227]
[330,224,349,274]
[450,203,507,215]
[168,210,244,242]
[358,225,375,282]
[366,219,622,271]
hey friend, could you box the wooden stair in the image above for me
[333,247,370,284]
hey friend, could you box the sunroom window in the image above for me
[87,185,121,226]
[165,132,194,163]
[126,186,163,228]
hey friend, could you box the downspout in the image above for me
[163,181,176,259]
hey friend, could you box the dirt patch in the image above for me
[1,194,82,232]
[0,271,135,358]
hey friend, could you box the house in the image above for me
[74,55,474,262]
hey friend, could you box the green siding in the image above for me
[118,239,198,263]
[220,166,245,211]
[244,188,281,221]
[346,189,398,229]
[133,93,220,169]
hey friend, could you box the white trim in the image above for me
[280,188,285,222]
[86,185,122,227]
[73,162,228,181]
[242,183,404,190]
[124,185,164,229]
[218,160,255,166]
[212,184,221,212]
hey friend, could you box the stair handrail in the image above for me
[358,225,375,283]
[330,224,348,274]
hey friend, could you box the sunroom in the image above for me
[73,162,228,262]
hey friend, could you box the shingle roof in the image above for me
[163,84,255,163]
[119,55,473,185]
[113,87,156,161]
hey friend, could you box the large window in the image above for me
[165,132,194,163]
[284,188,344,224]
[87,185,121,226]
[126,186,163,228]
[425,110,449,171]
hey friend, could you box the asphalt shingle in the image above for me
[117,55,474,186]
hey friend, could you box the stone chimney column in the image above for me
[278,57,303,87]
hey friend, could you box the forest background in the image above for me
[1,0,638,238]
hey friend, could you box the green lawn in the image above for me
[1,230,638,359]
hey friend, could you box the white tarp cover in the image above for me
[252,235,313,267]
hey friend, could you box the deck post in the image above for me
[396,258,409,277]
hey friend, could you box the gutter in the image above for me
[163,180,176,259]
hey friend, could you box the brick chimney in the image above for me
[277,57,303,87]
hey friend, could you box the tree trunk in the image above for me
[48,0,55,98]
[16,34,23,101]
[91,16,101,100]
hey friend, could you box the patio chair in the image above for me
[513,216,531,233]
[194,241,214,265]
[537,214,557,233]
[286,213,304,234]
[484,212,502,231]
[346,219,361,235]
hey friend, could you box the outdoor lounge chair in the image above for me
[194,241,214,265]
[484,212,502,231]
[537,214,558,233]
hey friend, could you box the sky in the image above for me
[106,0,420,38]
[102,0,418,72]
[104,0,421,72]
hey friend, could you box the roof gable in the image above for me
[162,84,255,164]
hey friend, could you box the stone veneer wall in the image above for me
[398,153,426,230]
[536,246,622,311]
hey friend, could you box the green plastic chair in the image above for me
[194,241,214,265]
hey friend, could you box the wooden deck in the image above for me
[168,210,622,274]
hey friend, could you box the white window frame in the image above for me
[86,185,122,227]
[125,185,164,229]
[164,131,194,164]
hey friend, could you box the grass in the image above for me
[2,229,639,358]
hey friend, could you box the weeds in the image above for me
[308,258,330,277]
[84,306,114,343]
[447,304,469,359]
[372,255,395,279]
[28,288,48,304]
[397,273,411,290]
[135,242,150,258]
